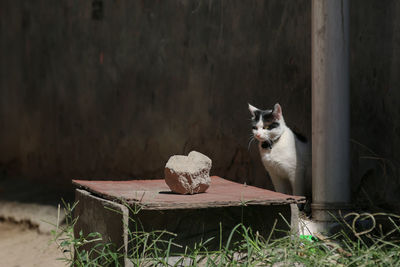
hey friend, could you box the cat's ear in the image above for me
[248,103,258,117]
[272,103,282,120]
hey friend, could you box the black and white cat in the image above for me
[248,103,311,199]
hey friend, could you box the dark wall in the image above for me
[350,0,400,210]
[1,0,400,210]
[0,0,311,189]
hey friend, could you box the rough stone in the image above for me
[164,151,212,194]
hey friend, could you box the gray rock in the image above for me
[164,151,212,194]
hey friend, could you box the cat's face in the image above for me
[248,103,284,143]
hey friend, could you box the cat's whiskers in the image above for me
[248,136,255,151]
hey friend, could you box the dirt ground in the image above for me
[0,178,73,267]
[0,220,66,267]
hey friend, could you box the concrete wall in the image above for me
[1,0,400,209]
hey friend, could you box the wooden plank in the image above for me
[72,176,305,210]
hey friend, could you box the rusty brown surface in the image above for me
[72,176,305,210]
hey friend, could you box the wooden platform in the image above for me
[72,176,305,210]
[72,176,305,265]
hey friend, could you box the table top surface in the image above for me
[73,176,305,210]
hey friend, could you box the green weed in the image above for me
[51,200,400,267]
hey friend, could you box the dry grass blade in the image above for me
[314,232,352,257]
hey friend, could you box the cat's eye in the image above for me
[267,122,279,130]
[252,126,257,130]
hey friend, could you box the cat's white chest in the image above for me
[259,131,297,178]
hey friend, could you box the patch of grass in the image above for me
[50,200,123,266]
[51,201,400,266]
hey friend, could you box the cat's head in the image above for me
[248,103,285,144]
